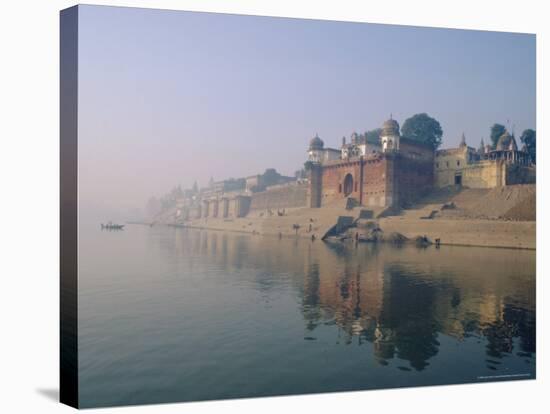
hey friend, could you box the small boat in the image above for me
[101,222,125,230]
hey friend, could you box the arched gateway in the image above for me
[343,173,354,196]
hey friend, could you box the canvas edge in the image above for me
[60,4,79,409]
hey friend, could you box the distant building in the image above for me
[307,130,383,164]
[157,118,535,224]
[212,178,246,193]
[307,135,342,164]
[306,117,434,209]
[245,168,295,193]
[435,132,534,188]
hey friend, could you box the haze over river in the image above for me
[78,223,535,408]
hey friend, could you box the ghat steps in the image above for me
[392,184,535,221]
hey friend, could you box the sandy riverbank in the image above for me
[178,205,356,240]
[149,206,535,250]
[377,217,535,250]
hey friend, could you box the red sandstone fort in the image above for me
[149,117,534,225]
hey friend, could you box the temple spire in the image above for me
[459,132,467,147]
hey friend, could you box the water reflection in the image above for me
[156,228,535,372]
[79,224,535,407]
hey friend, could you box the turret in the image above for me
[307,134,325,163]
[380,117,400,152]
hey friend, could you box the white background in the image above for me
[0,0,548,412]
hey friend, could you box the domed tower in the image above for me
[496,131,512,151]
[307,134,325,163]
[380,117,400,152]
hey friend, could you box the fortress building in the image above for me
[156,117,535,224]
[306,118,434,209]
[434,132,534,188]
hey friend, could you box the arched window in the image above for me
[343,174,353,196]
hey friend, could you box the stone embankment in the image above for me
[180,205,361,240]
[337,184,536,249]
[399,184,536,221]
[376,217,534,249]
[145,185,535,250]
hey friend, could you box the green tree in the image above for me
[490,123,506,149]
[365,128,382,145]
[520,129,536,164]
[401,113,443,149]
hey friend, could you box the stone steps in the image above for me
[260,206,361,238]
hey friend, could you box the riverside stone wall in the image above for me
[250,183,308,211]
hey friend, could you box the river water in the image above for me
[78,223,536,408]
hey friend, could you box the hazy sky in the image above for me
[77,5,535,213]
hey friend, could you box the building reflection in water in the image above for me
[154,227,536,372]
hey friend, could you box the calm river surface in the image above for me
[78,223,536,407]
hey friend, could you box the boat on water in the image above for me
[101,222,125,230]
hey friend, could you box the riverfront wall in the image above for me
[250,183,308,211]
